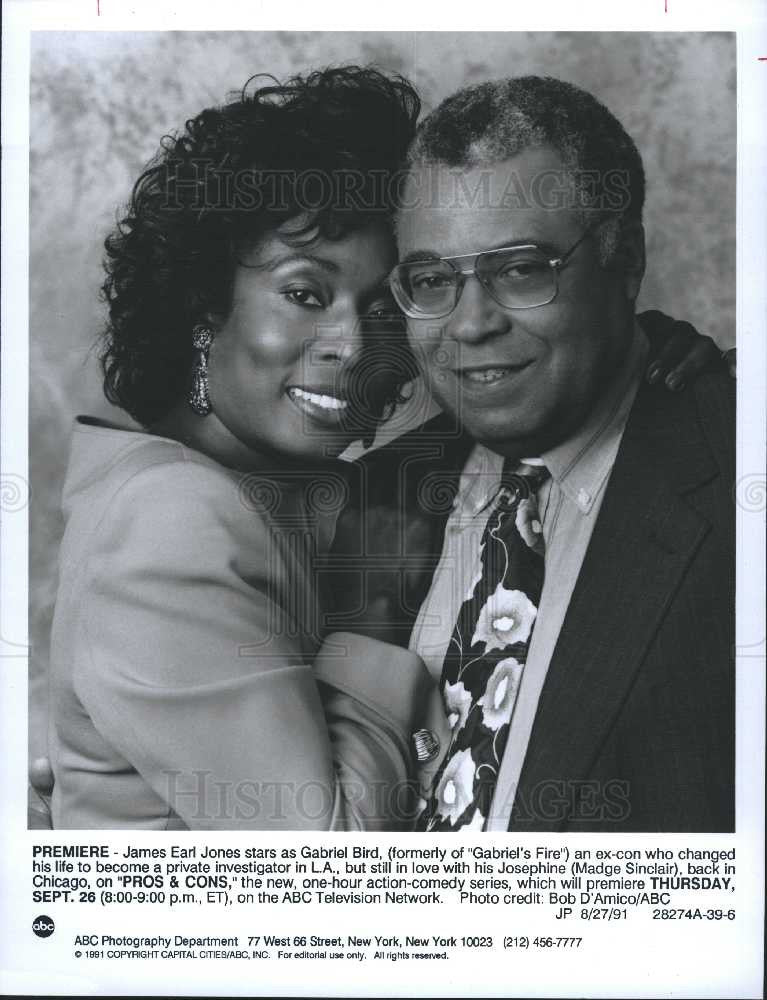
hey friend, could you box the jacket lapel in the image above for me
[510,381,719,830]
[347,411,474,631]
[398,413,475,614]
[367,411,474,546]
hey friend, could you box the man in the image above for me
[331,76,734,832]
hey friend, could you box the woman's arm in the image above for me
[73,459,431,830]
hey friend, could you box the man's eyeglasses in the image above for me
[388,226,596,320]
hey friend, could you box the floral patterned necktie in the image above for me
[418,463,549,831]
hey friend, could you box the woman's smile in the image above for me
[286,384,350,424]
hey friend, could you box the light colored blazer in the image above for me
[49,419,433,830]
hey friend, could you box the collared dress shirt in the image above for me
[409,324,649,830]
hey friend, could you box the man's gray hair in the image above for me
[407,75,645,265]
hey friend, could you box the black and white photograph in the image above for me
[2,7,764,998]
[26,29,737,833]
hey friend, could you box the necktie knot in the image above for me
[496,463,550,511]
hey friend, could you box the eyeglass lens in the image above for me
[395,247,557,317]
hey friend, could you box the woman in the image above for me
[48,67,433,831]
[44,66,718,831]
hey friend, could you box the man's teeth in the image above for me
[289,387,348,410]
[463,368,511,383]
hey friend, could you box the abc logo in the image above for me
[32,915,55,938]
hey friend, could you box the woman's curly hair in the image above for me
[100,65,421,428]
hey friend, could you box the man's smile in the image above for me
[452,360,535,390]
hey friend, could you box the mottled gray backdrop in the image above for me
[29,31,735,759]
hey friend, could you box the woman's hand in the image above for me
[28,756,54,830]
[30,756,54,797]
[415,685,453,806]
[639,310,735,390]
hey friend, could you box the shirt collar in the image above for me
[452,319,649,519]
[451,438,507,518]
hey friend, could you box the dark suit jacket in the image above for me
[337,326,735,833]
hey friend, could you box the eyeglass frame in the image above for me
[388,223,599,320]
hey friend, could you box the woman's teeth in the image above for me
[288,387,348,410]
[463,368,511,384]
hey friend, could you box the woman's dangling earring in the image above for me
[188,324,214,415]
